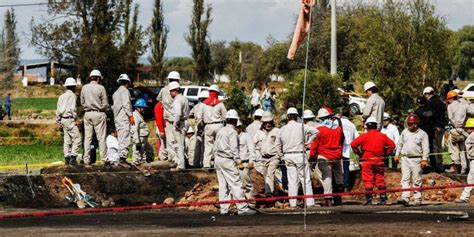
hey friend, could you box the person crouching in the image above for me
[351,117,396,205]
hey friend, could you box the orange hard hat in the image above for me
[406,114,419,124]
[447,90,458,100]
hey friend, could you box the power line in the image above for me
[0,3,49,8]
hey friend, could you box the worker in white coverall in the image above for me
[245,109,264,138]
[254,111,281,195]
[56,77,82,165]
[80,70,108,164]
[455,118,474,203]
[105,129,120,166]
[395,114,429,206]
[131,99,154,165]
[185,127,197,166]
[277,107,317,208]
[189,90,208,167]
[214,109,256,216]
[447,90,470,174]
[169,81,190,170]
[201,84,227,168]
[236,120,256,202]
[362,81,385,130]
[381,112,400,169]
[156,71,180,162]
[112,74,134,163]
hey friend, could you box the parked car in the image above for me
[179,85,226,102]
[462,83,474,102]
[337,88,367,116]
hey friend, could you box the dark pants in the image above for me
[342,157,353,190]
[430,127,445,173]
[5,105,11,120]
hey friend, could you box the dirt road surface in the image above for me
[1,203,473,236]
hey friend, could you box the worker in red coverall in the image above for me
[309,107,344,207]
[351,117,396,205]
[154,101,167,161]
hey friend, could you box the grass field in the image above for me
[11,98,58,111]
[0,144,64,165]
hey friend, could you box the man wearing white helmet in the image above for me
[57,77,82,165]
[381,112,400,168]
[254,111,281,195]
[156,71,181,162]
[112,74,134,164]
[362,81,385,130]
[423,86,446,173]
[200,84,227,168]
[277,107,317,208]
[189,90,208,167]
[184,127,197,166]
[214,109,256,215]
[236,120,256,202]
[303,109,318,127]
[169,81,190,170]
[80,69,109,164]
[245,109,264,138]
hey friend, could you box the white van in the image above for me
[180,85,226,101]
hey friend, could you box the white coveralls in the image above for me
[239,131,256,199]
[459,132,474,201]
[201,102,227,168]
[171,94,190,169]
[112,86,132,159]
[189,102,204,166]
[131,110,154,165]
[157,84,176,162]
[80,81,108,164]
[185,133,196,165]
[245,120,262,138]
[254,127,282,195]
[214,124,252,215]
[447,99,469,171]
[362,93,385,130]
[277,120,317,207]
[56,90,82,158]
[105,135,120,165]
[396,128,430,203]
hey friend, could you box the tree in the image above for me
[224,81,253,126]
[0,8,20,90]
[165,57,195,82]
[449,25,474,80]
[210,41,228,75]
[30,0,145,93]
[185,0,212,84]
[149,0,169,84]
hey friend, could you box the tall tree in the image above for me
[448,25,474,80]
[0,8,20,90]
[149,0,168,84]
[120,1,147,77]
[185,0,212,84]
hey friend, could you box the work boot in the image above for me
[238,209,257,216]
[324,198,333,207]
[333,184,344,206]
[363,188,373,206]
[454,198,469,203]
[378,187,387,205]
[64,156,70,165]
[69,156,77,165]
[397,199,409,207]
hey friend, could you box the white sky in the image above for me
[0,0,472,60]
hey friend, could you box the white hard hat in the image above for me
[287,107,298,115]
[64,77,77,87]
[168,81,180,91]
[226,109,239,120]
[89,69,103,78]
[237,120,242,127]
[198,90,209,99]
[261,111,274,122]
[186,127,194,134]
[365,117,378,125]
[117,74,131,83]
[364,81,376,92]
[383,112,391,120]
[423,86,434,94]
[303,109,316,119]
[253,109,264,117]
[453,89,461,94]
[167,71,181,80]
[209,84,219,92]
[317,108,331,119]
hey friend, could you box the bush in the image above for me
[0,130,11,137]
[282,69,344,114]
[224,81,253,126]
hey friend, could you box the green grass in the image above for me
[0,144,64,165]
[11,98,58,111]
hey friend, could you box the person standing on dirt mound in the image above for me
[362,81,385,130]
[156,71,180,163]
[201,84,227,169]
[80,70,108,165]
[395,114,429,206]
[131,99,154,165]
[351,117,395,205]
[112,74,134,164]
[455,118,474,203]
[56,77,82,165]
[446,90,470,174]
[245,109,264,138]
[236,119,256,202]
[214,109,256,216]
[169,81,189,171]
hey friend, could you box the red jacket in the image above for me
[154,102,165,133]
[309,126,343,160]
[350,130,395,162]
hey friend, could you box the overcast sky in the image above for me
[0,0,472,60]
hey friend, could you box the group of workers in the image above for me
[56,70,474,215]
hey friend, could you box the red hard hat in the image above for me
[406,114,419,124]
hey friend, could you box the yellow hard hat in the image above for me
[466,118,474,128]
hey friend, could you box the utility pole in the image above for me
[330,0,337,75]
